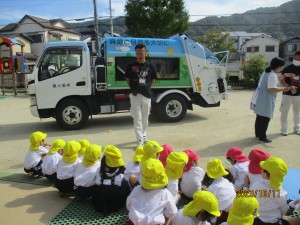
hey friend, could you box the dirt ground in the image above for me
[0,90,299,224]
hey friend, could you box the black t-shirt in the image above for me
[282,64,300,96]
[124,61,157,98]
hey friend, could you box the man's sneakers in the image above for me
[137,139,144,147]
[281,131,288,136]
[143,136,149,143]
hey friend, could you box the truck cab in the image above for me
[28,34,228,130]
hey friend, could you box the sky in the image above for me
[0,0,292,26]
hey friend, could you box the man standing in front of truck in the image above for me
[125,43,157,147]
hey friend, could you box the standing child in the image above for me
[202,159,236,224]
[225,147,249,190]
[220,196,259,225]
[78,139,90,162]
[126,158,177,225]
[93,145,131,215]
[56,141,81,197]
[252,157,300,225]
[165,151,188,203]
[171,190,221,225]
[180,149,205,198]
[74,144,102,199]
[24,131,50,177]
[41,139,65,180]
[244,148,270,189]
[124,146,144,187]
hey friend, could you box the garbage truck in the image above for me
[28,34,229,130]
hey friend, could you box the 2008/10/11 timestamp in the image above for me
[236,189,281,198]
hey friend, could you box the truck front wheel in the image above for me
[56,99,89,130]
[156,94,187,122]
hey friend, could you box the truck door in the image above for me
[35,47,91,109]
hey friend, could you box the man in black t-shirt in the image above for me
[280,51,300,136]
[124,43,157,147]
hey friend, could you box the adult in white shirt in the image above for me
[172,190,221,225]
[251,57,294,143]
[126,158,177,225]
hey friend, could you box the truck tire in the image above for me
[156,94,187,122]
[56,99,89,130]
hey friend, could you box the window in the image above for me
[288,44,297,52]
[28,34,43,43]
[38,47,82,81]
[266,46,275,52]
[115,57,180,81]
[246,46,259,53]
[50,34,62,41]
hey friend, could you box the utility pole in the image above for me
[109,0,113,36]
[93,0,99,55]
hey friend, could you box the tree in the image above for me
[240,55,268,86]
[124,0,189,38]
[195,29,237,61]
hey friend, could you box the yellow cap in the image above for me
[78,139,90,155]
[82,144,102,167]
[260,156,288,189]
[142,141,164,161]
[141,158,168,190]
[132,146,144,163]
[29,131,47,151]
[62,141,80,163]
[227,196,259,225]
[165,152,188,180]
[48,139,65,155]
[207,159,229,179]
[104,145,124,167]
[183,190,221,217]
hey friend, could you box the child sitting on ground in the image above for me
[78,139,90,162]
[93,145,131,215]
[244,148,270,189]
[24,131,51,177]
[165,151,188,203]
[74,144,102,199]
[202,158,236,224]
[55,141,81,197]
[251,157,300,225]
[220,196,259,225]
[41,139,65,180]
[159,144,173,167]
[124,146,144,187]
[171,190,221,225]
[225,147,249,190]
[180,149,205,198]
[126,158,177,225]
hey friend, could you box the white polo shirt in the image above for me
[228,161,249,190]
[24,146,48,169]
[250,179,288,223]
[207,177,236,212]
[74,161,100,187]
[41,153,62,175]
[171,209,211,225]
[56,159,79,180]
[180,166,205,198]
[127,185,178,225]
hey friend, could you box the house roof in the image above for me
[241,34,279,46]
[222,31,268,38]
[0,15,80,35]
[280,37,300,46]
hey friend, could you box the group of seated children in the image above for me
[24,131,300,225]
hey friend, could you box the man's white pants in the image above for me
[280,95,300,133]
[130,93,151,143]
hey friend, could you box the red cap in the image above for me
[248,148,270,174]
[159,144,173,167]
[226,147,248,162]
[183,149,200,172]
